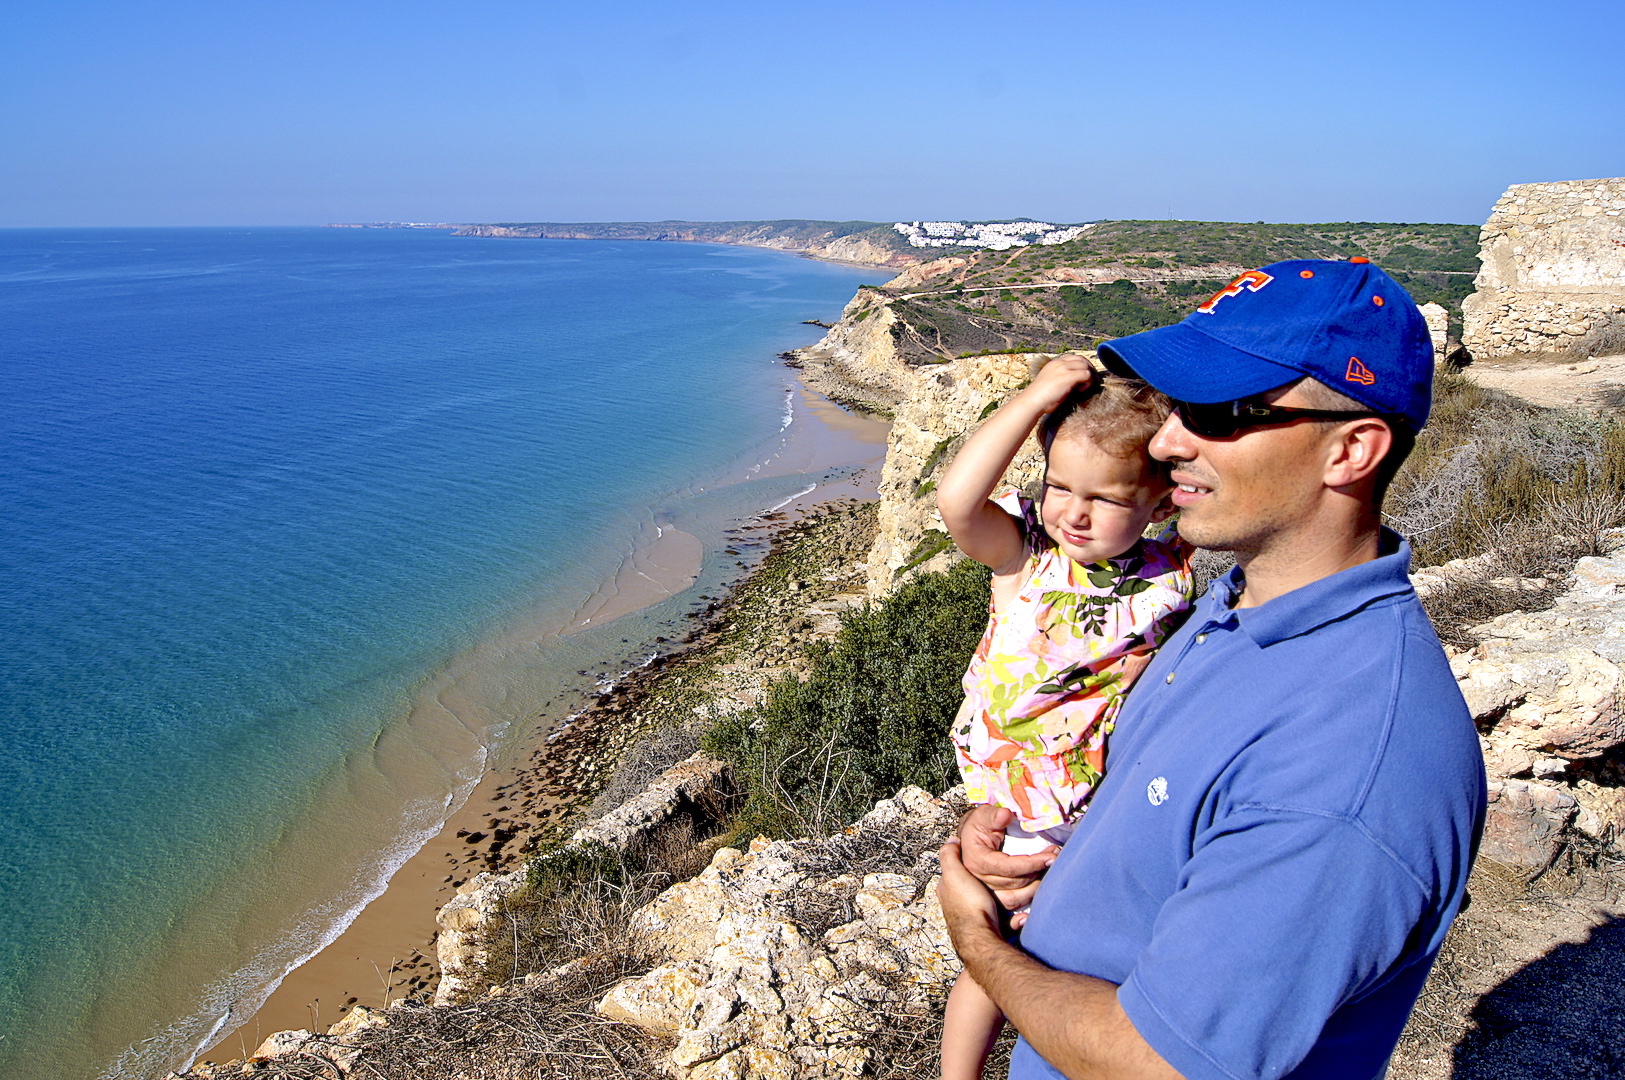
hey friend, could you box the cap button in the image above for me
[1349,256,1371,264]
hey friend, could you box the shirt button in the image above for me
[1165,672,1176,684]
[1196,633,1207,644]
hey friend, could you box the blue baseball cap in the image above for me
[1097,258,1434,431]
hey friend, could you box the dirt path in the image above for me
[1391,853,1625,1079]
[1462,352,1625,411]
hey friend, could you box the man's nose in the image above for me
[1149,411,1194,462]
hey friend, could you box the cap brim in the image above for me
[1098,321,1308,404]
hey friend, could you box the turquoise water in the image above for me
[0,227,885,1079]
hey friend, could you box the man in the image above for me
[937,258,1486,1080]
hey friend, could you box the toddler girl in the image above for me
[933,354,1192,1080]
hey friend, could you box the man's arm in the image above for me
[938,839,1183,1080]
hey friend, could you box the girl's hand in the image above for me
[1023,352,1097,414]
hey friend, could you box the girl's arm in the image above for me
[936,354,1096,574]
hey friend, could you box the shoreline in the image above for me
[199,376,889,1064]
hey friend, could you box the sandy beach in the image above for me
[202,379,889,1063]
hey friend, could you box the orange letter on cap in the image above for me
[1346,357,1376,386]
[1197,270,1274,314]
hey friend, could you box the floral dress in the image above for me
[953,492,1193,832]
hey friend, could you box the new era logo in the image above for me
[1346,357,1376,386]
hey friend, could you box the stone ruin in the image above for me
[1462,177,1625,359]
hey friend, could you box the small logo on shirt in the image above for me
[1147,777,1169,806]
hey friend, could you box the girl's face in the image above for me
[1040,432,1173,564]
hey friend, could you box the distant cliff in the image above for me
[450,219,919,268]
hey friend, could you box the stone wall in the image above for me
[1461,177,1625,359]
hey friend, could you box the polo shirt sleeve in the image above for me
[1116,808,1428,1080]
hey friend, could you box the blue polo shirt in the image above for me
[1013,532,1485,1080]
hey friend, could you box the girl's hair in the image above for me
[1039,375,1173,472]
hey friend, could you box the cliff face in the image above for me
[791,287,913,409]
[792,278,1046,597]
[1462,178,1625,358]
[864,354,1044,597]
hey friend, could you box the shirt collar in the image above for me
[1203,529,1415,647]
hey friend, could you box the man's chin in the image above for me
[1174,514,1246,554]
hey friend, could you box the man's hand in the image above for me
[938,832,1183,1080]
[936,835,1003,951]
[957,804,1058,913]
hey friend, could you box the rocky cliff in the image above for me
[1462,178,1625,359]
[1442,550,1625,866]
[187,206,1625,1079]
[863,353,1044,597]
[598,785,962,1080]
[450,220,920,268]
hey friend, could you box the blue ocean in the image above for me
[0,227,886,1079]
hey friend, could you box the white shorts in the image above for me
[1001,819,1077,856]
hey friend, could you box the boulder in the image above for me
[601,786,964,1080]
[1483,779,1578,867]
[569,753,732,851]
[1450,548,1625,865]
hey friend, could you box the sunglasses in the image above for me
[1171,399,1392,439]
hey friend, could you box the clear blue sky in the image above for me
[2,0,1621,227]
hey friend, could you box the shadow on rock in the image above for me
[1451,916,1625,1078]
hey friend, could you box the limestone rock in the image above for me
[250,1030,313,1061]
[1453,552,1625,765]
[865,353,1045,595]
[1483,778,1578,867]
[602,786,965,1080]
[1461,178,1625,360]
[1419,302,1449,362]
[436,754,736,1004]
[1449,548,1625,864]
[434,867,529,1003]
[598,961,709,1034]
[569,753,732,851]
[326,1004,384,1039]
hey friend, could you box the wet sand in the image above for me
[569,522,706,632]
[201,379,889,1062]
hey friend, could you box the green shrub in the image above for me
[704,558,991,838]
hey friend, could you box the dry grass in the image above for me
[1574,316,1625,361]
[256,967,670,1080]
[1388,373,1625,568]
[1384,372,1625,647]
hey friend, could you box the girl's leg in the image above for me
[942,969,1006,1080]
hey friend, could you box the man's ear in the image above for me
[1324,418,1393,490]
[1148,491,1177,523]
